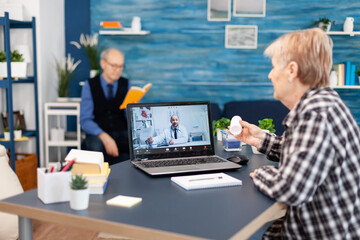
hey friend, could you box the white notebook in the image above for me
[171,172,242,190]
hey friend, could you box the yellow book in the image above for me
[86,164,110,183]
[119,83,152,110]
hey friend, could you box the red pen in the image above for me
[50,166,55,173]
[61,159,76,172]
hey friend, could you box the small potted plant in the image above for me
[70,33,101,78]
[55,54,81,100]
[252,118,276,154]
[69,174,89,210]
[212,117,230,141]
[0,50,27,79]
[314,17,335,32]
[14,125,22,139]
[4,127,10,140]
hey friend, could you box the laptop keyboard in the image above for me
[137,156,227,168]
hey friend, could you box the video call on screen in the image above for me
[129,104,212,156]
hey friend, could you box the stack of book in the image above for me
[333,61,358,86]
[65,149,110,195]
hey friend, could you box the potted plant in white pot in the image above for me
[14,125,22,139]
[3,127,10,140]
[0,50,27,79]
[69,174,89,210]
[55,54,81,101]
[70,33,101,78]
[314,17,335,32]
[252,118,276,154]
[212,117,230,141]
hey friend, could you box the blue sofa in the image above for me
[212,101,289,135]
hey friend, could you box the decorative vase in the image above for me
[343,17,354,33]
[131,16,142,32]
[70,188,90,210]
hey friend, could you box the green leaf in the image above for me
[258,118,276,133]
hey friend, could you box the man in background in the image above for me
[147,114,188,147]
[80,48,129,165]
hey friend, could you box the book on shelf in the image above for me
[100,21,122,29]
[65,149,104,174]
[171,172,242,191]
[350,64,356,86]
[345,61,351,86]
[119,83,152,110]
[89,174,110,195]
[333,63,345,86]
[83,162,111,182]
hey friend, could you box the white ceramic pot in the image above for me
[319,22,331,32]
[4,132,10,140]
[0,62,27,79]
[14,130,22,139]
[70,188,90,210]
[90,69,98,78]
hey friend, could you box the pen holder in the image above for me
[222,131,242,151]
[37,168,71,204]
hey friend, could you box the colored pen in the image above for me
[49,166,55,173]
[61,159,76,172]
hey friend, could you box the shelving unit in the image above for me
[44,101,81,166]
[0,12,39,170]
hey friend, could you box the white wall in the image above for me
[0,0,65,166]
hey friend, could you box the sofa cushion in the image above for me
[0,145,23,240]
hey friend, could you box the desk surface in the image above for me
[0,142,279,240]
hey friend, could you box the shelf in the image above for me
[0,136,29,142]
[326,31,360,36]
[99,29,150,35]
[332,85,360,89]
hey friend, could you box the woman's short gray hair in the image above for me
[264,28,333,88]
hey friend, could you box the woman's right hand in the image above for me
[235,120,265,148]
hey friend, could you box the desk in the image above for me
[0,142,285,240]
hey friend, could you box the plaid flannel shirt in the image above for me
[254,87,360,239]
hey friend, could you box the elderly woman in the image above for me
[238,28,360,239]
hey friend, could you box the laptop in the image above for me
[127,101,241,175]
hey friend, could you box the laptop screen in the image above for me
[127,101,215,161]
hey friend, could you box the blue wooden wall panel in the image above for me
[89,0,360,124]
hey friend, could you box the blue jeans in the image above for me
[82,130,129,165]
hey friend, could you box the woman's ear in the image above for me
[288,61,299,79]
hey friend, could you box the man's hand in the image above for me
[147,137,154,143]
[169,139,174,145]
[98,132,119,157]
